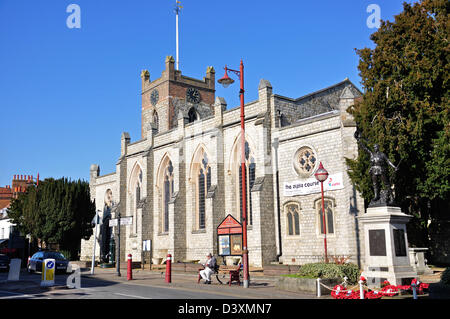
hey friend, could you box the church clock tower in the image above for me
[140,56,215,138]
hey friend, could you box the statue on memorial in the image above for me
[354,129,399,207]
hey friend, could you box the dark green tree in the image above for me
[347,0,449,263]
[7,178,96,260]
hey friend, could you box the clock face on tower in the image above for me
[150,89,159,106]
[186,87,201,104]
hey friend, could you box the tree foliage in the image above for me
[347,0,449,250]
[7,178,96,258]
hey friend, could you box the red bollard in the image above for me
[127,254,132,280]
[165,254,172,283]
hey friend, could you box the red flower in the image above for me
[366,290,383,299]
[331,285,348,299]
[381,285,398,297]
[420,283,429,289]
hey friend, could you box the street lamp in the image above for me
[111,201,121,277]
[116,209,121,276]
[314,162,329,263]
[217,67,235,88]
[91,209,102,275]
[218,60,250,288]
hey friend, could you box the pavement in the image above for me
[79,266,323,299]
[0,267,321,299]
[0,265,445,300]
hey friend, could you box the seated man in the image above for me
[199,253,216,284]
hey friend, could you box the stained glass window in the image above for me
[318,199,334,235]
[162,160,174,233]
[286,204,300,236]
[196,151,210,230]
[294,147,317,176]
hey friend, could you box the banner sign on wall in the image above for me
[283,172,344,197]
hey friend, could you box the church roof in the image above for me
[274,78,362,126]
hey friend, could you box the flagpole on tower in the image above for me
[174,1,182,70]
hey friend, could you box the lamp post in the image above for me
[218,60,249,288]
[111,202,121,277]
[116,209,121,276]
[314,162,329,263]
[90,210,102,275]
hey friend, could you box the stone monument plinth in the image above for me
[358,206,417,287]
[409,247,433,275]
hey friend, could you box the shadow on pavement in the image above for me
[0,268,122,299]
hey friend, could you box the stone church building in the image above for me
[80,56,366,267]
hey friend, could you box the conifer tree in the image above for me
[8,178,96,259]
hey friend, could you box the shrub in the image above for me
[59,250,72,261]
[440,267,450,286]
[296,263,360,284]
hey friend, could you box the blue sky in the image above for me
[0,0,411,186]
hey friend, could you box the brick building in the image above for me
[80,56,366,267]
[0,174,35,210]
[0,175,35,257]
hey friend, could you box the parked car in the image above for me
[27,251,69,274]
[0,254,9,272]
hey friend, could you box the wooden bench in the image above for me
[198,263,242,286]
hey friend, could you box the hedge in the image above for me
[296,263,360,284]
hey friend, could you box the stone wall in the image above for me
[80,168,118,262]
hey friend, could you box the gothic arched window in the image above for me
[153,111,159,134]
[162,160,174,233]
[188,107,197,123]
[130,166,142,235]
[196,151,211,229]
[316,198,335,235]
[237,141,255,225]
[285,203,300,236]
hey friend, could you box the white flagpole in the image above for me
[175,1,182,70]
[176,9,179,70]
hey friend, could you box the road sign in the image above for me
[109,219,117,227]
[109,217,133,227]
[121,217,133,225]
[41,258,55,287]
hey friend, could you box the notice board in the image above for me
[217,214,243,256]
